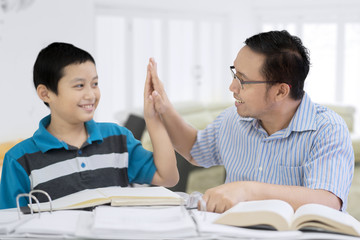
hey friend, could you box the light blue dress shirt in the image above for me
[190,93,354,211]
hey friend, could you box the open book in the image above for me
[29,186,184,212]
[213,199,360,237]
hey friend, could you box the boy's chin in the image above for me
[80,114,95,122]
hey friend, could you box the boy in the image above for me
[0,42,178,209]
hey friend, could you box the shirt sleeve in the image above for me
[125,129,156,184]
[190,109,231,168]
[304,121,354,211]
[0,152,31,209]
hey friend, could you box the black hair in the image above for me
[245,30,310,100]
[33,42,95,106]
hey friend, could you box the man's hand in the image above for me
[201,181,342,213]
[202,182,251,213]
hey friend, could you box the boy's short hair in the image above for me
[33,42,95,105]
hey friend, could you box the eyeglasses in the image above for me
[230,66,268,89]
[230,66,292,90]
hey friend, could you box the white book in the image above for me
[11,210,92,238]
[82,205,198,239]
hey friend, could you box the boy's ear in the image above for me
[36,84,51,103]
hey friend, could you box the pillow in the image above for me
[0,139,22,166]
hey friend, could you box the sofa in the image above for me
[0,101,358,218]
[139,101,360,220]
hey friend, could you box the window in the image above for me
[261,17,360,133]
[95,8,228,124]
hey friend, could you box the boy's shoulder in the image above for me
[3,137,38,162]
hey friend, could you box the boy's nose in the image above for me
[84,87,96,99]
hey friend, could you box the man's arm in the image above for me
[143,60,179,187]
[147,58,199,165]
[202,181,342,213]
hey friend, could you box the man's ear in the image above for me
[275,83,291,101]
[36,84,52,104]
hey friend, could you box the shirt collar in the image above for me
[285,92,317,134]
[33,115,103,153]
[239,92,317,138]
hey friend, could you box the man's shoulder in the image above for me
[314,104,348,127]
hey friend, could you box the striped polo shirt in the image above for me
[190,93,354,211]
[0,115,156,209]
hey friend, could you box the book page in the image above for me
[292,204,360,236]
[89,206,197,239]
[214,199,295,231]
[31,188,109,211]
[15,210,86,236]
[193,210,302,239]
[98,186,184,206]
[0,210,34,234]
[98,186,181,198]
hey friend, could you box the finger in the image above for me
[144,64,152,97]
[199,193,211,212]
[144,64,150,95]
[148,58,164,92]
[204,199,216,212]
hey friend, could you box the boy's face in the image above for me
[48,61,100,125]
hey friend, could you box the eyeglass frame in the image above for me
[230,66,291,89]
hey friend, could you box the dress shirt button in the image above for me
[81,162,86,168]
[78,150,82,155]
[259,166,263,172]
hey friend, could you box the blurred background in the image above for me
[0,0,359,142]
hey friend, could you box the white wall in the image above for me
[0,0,94,142]
[0,0,257,142]
[0,0,359,142]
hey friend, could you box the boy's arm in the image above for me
[146,58,199,165]
[0,155,31,209]
[143,61,179,187]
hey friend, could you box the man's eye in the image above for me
[75,84,84,88]
[236,76,244,82]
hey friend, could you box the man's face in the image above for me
[229,46,276,119]
[48,61,100,125]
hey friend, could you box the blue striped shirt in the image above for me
[190,93,354,211]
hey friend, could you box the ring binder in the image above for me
[16,194,40,219]
[16,189,53,219]
[29,190,52,213]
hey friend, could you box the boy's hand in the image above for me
[144,61,156,119]
[146,58,171,116]
[144,58,164,120]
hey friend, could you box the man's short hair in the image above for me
[245,30,310,100]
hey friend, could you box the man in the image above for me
[145,30,354,213]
